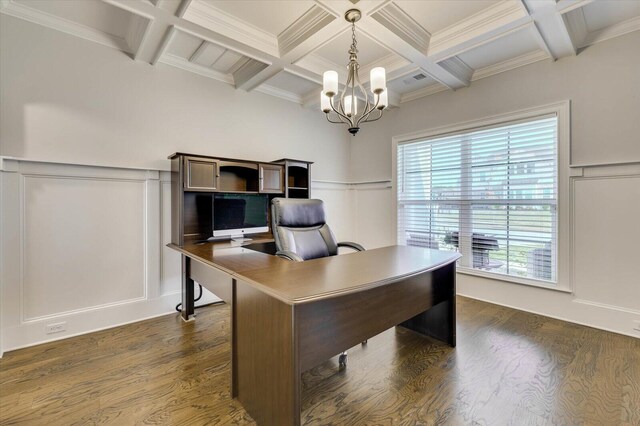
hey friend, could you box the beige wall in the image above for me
[0,15,350,179]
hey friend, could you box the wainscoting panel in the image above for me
[353,184,393,249]
[572,175,640,313]
[0,158,183,355]
[22,175,146,320]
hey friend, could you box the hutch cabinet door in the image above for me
[259,164,284,194]
[184,157,218,191]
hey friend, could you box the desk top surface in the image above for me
[169,242,460,304]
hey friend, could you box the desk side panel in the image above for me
[235,279,299,425]
[296,271,437,373]
[190,258,233,304]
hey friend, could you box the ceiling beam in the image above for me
[234,63,283,92]
[522,0,577,59]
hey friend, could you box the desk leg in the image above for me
[181,255,195,321]
[399,262,456,347]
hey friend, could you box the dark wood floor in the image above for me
[1,296,638,425]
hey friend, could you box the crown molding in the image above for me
[181,0,279,57]
[278,5,335,57]
[429,1,530,60]
[580,15,640,48]
[400,83,448,103]
[472,49,549,81]
[255,85,303,104]
[371,3,431,54]
[159,53,234,85]
[0,0,131,52]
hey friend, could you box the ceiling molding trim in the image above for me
[472,49,549,81]
[556,0,595,15]
[0,0,131,52]
[128,15,154,60]
[151,25,176,65]
[437,57,473,86]
[175,0,192,18]
[181,0,279,57]
[562,7,588,49]
[159,53,234,84]
[233,60,280,91]
[278,6,335,57]
[429,1,530,60]
[580,15,640,48]
[370,3,431,54]
[255,85,303,104]
[400,83,448,103]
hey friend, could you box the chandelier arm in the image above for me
[362,108,383,123]
[325,113,348,124]
[329,97,352,124]
[339,68,356,126]
[353,67,371,123]
[356,94,381,126]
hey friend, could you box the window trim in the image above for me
[392,101,572,292]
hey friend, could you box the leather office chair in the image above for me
[271,197,366,368]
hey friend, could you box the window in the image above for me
[397,115,558,283]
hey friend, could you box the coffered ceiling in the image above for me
[2,0,639,109]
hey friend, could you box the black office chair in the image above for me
[271,197,366,368]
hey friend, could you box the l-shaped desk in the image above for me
[169,238,461,425]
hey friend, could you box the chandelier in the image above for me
[321,9,387,136]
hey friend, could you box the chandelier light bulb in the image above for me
[377,89,388,110]
[320,91,331,113]
[370,67,386,94]
[323,71,338,97]
[344,95,357,117]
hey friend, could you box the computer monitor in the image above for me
[213,193,269,239]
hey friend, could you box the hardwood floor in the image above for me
[1,296,638,425]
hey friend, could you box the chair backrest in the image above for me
[271,198,338,260]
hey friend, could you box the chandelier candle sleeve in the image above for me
[377,90,388,110]
[321,91,331,113]
[344,95,357,117]
[323,71,338,97]
[370,68,386,94]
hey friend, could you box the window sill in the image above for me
[457,267,572,293]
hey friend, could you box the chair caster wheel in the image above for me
[362,340,368,345]
[338,353,347,369]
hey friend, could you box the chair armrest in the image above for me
[276,251,304,262]
[337,242,365,252]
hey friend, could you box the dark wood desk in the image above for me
[169,242,461,425]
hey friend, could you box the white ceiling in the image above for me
[2,0,639,108]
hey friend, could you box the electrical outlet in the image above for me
[45,322,66,334]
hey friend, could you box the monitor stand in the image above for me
[231,235,253,244]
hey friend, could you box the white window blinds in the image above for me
[397,115,558,283]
